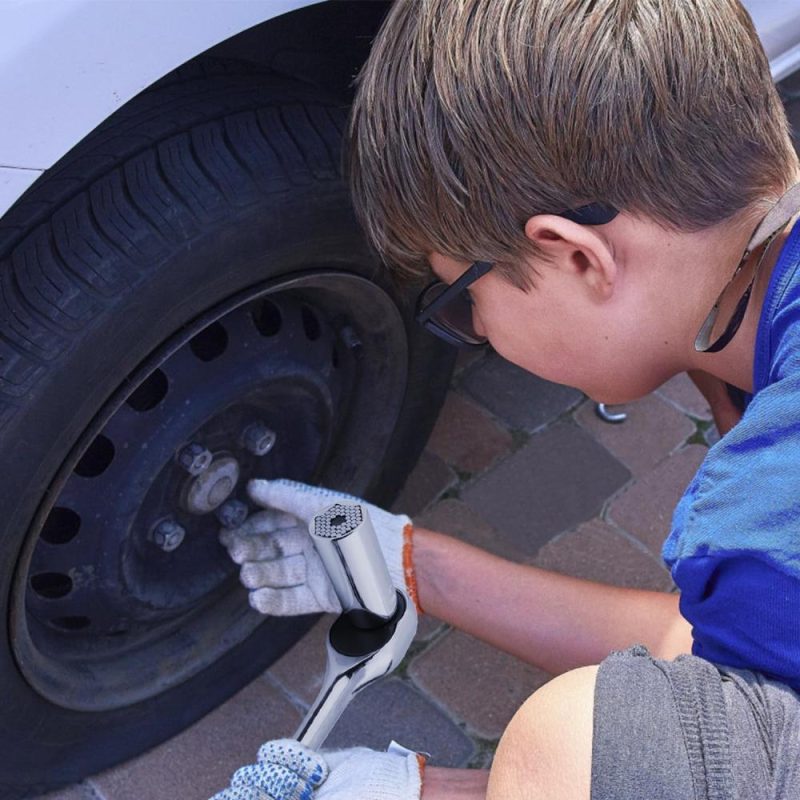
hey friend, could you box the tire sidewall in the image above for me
[0,178,425,783]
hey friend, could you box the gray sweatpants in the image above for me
[591,645,800,799]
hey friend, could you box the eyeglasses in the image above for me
[415,260,494,347]
[414,203,619,347]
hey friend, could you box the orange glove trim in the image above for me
[402,523,424,615]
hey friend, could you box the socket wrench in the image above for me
[294,502,418,749]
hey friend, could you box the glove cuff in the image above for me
[378,514,423,615]
[323,745,424,800]
[387,741,426,798]
[402,524,424,615]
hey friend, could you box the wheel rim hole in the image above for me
[74,435,115,478]
[51,616,90,631]
[127,368,169,411]
[41,507,81,544]
[301,306,321,341]
[253,300,282,336]
[31,572,73,599]
[190,322,228,362]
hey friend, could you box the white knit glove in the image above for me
[209,739,424,800]
[319,745,423,799]
[219,479,418,616]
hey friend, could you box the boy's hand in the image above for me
[218,479,416,616]
[209,738,424,800]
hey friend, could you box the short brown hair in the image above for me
[348,0,797,285]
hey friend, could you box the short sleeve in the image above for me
[661,372,800,686]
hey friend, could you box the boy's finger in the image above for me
[219,532,264,564]
[230,761,310,800]
[240,553,306,589]
[221,528,303,564]
[247,479,352,522]
[218,509,299,547]
[248,585,321,616]
[257,739,328,785]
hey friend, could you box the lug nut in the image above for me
[184,456,240,514]
[241,422,277,456]
[177,442,213,475]
[216,499,249,529]
[151,518,186,552]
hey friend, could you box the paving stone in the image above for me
[573,394,695,477]
[461,352,583,432]
[607,445,707,558]
[91,677,301,800]
[462,422,631,558]
[534,518,673,591]
[268,614,334,706]
[390,451,457,516]
[416,498,528,563]
[426,392,513,475]
[59,329,730,791]
[655,373,712,420]
[409,629,551,740]
[415,612,447,642]
[326,678,475,768]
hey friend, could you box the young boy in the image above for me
[212,1,800,798]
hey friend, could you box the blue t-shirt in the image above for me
[662,218,800,690]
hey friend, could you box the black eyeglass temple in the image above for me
[416,260,493,324]
[558,203,619,225]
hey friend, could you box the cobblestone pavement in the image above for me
[41,356,716,800]
[39,78,800,800]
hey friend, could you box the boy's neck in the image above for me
[687,205,800,394]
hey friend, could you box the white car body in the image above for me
[0,0,798,219]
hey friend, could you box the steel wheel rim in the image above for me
[10,271,408,711]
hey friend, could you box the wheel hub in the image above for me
[25,294,343,636]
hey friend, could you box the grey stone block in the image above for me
[462,422,631,556]
[91,677,302,800]
[268,615,334,706]
[326,678,475,768]
[607,445,706,558]
[655,373,712,420]
[409,630,550,740]
[427,392,513,475]
[534,518,673,591]
[461,352,582,432]
[574,394,695,477]
[390,451,456,516]
[417,498,528,563]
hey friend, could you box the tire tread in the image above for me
[0,59,454,800]
[0,61,346,433]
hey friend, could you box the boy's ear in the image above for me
[524,215,617,300]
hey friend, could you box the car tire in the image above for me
[0,61,453,798]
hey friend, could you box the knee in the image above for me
[486,665,598,800]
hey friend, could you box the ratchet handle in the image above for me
[295,653,370,750]
[293,504,416,749]
[294,592,411,749]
